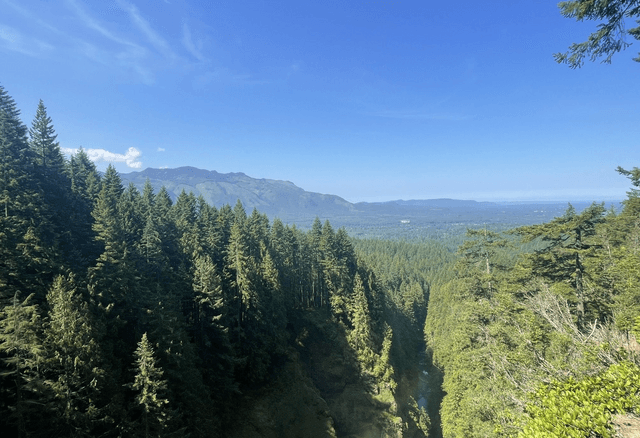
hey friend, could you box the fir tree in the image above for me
[129,333,170,438]
[0,87,51,304]
[514,202,606,326]
[348,273,376,370]
[0,292,46,437]
[28,100,78,271]
[29,100,64,175]
[44,274,105,437]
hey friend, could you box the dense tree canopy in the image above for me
[0,86,436,437]
[2,83,639,438]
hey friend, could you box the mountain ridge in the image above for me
[120,166,356,219]
[120,167,611,234]
[120,166,500,215]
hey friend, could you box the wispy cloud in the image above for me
[66,0,136,48]
[182,22,206,62]
[0,24,54,57]
[3,0,63,35]
[63,0,160,84]
[6,0,259,88]
[157,147,165,152]
[119,0,176,60]
[62,146,143,168]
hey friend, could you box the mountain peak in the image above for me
[120,166,354,219]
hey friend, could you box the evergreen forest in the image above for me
[2,78,640,438]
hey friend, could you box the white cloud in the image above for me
[61,146,143,168]
[0,24,54,57]
[119,0,176,60]
[64,0,157,84]
[4,0,64,35]
[66,0,135,47]
[157,147,165,152]
[182,22,206,62]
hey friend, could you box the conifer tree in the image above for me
[191,254,236,415]
[65,148,101,268]
[348,274,376,370]
[0,87,51,304]
[119,183,144,254]
[140,179,156,221]
[145,298,216,437]
[140,215,167,282]
[457,228,509,297]
[269,219,297,307]
[225,212,252,344]
[308,217,324,307]
[246,208,270,260]
[88,165,139,374]
[373,323,397,393]
[67,148,101,204]
[172,190,200,259]
[129,332,170,438]
[153,187,179,270]
[195,196,221,259]
[28,100,80,271]
[44,274,105,437]
[0,292,46,437]
[514,203,606,325]
[29,100,64,176]
[192,254,226,347]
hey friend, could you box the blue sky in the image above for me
[1,0,639,202]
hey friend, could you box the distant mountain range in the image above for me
[120,167,358,219]
[120,166,495,219]
[120,167,604,233]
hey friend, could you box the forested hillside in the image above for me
[0,86,440,437]
[425,185,640,437]
[3,79,640,438]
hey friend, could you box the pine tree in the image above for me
[29,100,64,176]
[225,213,252,345]
[65,148,101,268]
[191,254,236,418]
[0,87,51,304]
[348,273,376,370]
[153,187,179,271]
[28,100,79,271]
[373,323,397,393]
[119,183,144,256]
[140,179,156,221]
[514,203,606,326]
[195,196,221,259]
[88,165,139,380]
[140,215,167,282]
[172,190,200,259]
[0,292,46,437]
[456,228,509,298]
[44,274,105,437]
[308,217,324,307]
[129,333,170,438]
[269,219,297,308]
[67,147,101,204]
[144,298,216,437]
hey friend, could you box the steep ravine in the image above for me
[225,308,431,438]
